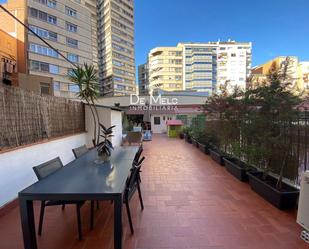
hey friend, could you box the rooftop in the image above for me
[0,135,306,249]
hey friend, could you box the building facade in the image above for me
[148,47,183,94]
[0,28,53,95]
[298,62,309,92]
[143,41,252,95]
[0,0,98,98]
[0,29,18,86]
[251,56,308,94]
[138,62,149,95]
[97,0,136,96]
[179,43,217,96]
[216,41,252,92]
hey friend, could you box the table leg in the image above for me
[114,195,122,249]
[19,198,37,249]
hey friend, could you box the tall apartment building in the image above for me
[148,47,183,94]
[97,0,136,96]
[178,43,217,96]
[144,41,252,95]
[215,41,252,92]
[0,0,98,98]
[138,62,149,95]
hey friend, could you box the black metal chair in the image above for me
[32,157,85,240]
[133,145,143,183]
[124,155,145,235]
[72,144,99,230]
[133,145,143,165]
[72,145,88,159]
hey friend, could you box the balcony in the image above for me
[0,135,307,249]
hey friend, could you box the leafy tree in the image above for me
[204,59,307,189]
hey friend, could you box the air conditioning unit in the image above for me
[297,171,309,243]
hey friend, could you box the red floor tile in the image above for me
[0,134,307,249]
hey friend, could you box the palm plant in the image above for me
[68,64,100,145]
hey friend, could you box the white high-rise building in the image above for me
[215,41,252,91]
[141,40,252,95]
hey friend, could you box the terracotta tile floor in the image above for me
[0,135,308,249]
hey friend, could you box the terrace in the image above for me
[0,135,307,249]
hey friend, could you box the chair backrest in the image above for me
[124,156,145,201]
[33,157,63,181]
[72,144,88,159]
[133,145,143,165]
[127,131,142,144]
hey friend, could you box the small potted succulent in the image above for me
[95,124,115,164]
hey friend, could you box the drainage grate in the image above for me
[301,230,309,244]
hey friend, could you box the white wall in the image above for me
[151,114,175,133]
[85,105,123,147]
[111,110,123,146]
[0,105,123,208]
[0,133,87,207]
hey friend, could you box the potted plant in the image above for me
[204,121,224,165]
[197,140,207,154]
[95,124,115,164]
[182,127,192,144]
[191,137,198,147]
[204,84,234,166]
[223,158,254,182]
[223,138,255,182]
[179,131,184,139]
[209,148,225,166]
[245,60,301,209]
[191,115,206,148]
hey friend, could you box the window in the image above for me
[113,60,124,67]
[30,60,59,74]
[66,7,77,17]
[49,64,59,74]
[34,0,56,8]
[53,81,60,91]
[48,15,57,24]
[40,83,50,95]
[66,22,77,32]
[29,44,58,58]
[29,25,57,41]
[115,84,125,90]
[29,8,57,25]
[67,68,74,75]
[154,117,161,125]
[111,10,133,26]
[68,53,78,63]
[40,63,49,72]
[113,52,133,62]
[112,43,132,54]
[112,34,134,48]
[47,0,56,8]
[67,38,78,48]
[69,84,79,93]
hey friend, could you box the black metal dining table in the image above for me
[18,146,139,249]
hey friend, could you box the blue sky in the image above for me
[135,0,309,67]
[1,0,308,67]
